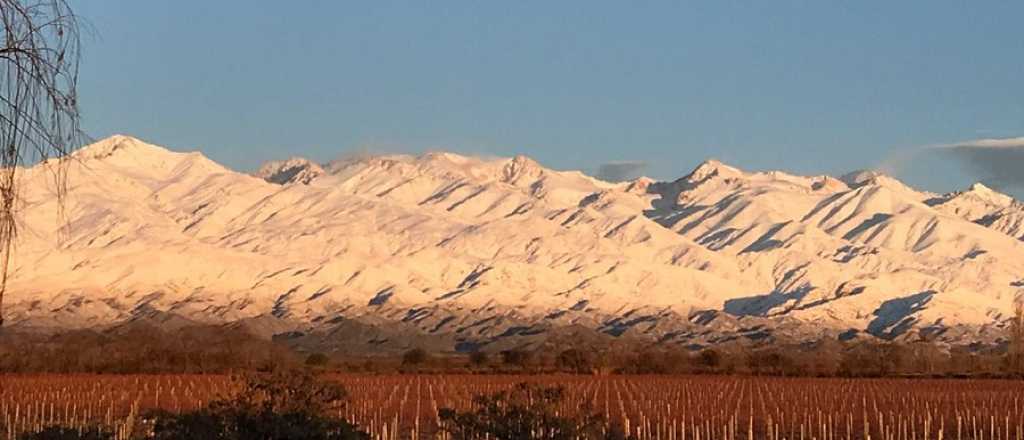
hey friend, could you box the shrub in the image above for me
[469,350,489,367]
[746,350,796,376]
[499,349,533,369]
[17,427,111,440]
[556,349,594,374]
[401,348,427,366]
[439,383,632,440]
[148,369,368,440]
[305,352,331,367]
[617,349,689,374]
[698,349,721,369]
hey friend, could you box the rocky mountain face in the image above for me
[5,135,1022,353]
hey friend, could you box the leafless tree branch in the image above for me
[0,0,83,326]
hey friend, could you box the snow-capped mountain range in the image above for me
[5,135,1023,352]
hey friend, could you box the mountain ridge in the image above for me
[5,135,1022,353]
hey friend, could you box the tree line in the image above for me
[390,339,1024,378]
[4,319,1024,379]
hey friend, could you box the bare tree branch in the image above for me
[0,0,83,327]
[1011,294,1024,375]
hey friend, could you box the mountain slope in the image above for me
[5,135,1023,352]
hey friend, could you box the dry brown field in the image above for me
[1,374,1023,439]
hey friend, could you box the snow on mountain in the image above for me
[255,157,325,185]
[5,135,1023,352]
[927,183,1024,241]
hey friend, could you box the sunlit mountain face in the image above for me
[6,135,1023,353]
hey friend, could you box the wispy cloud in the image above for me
[596,160,647,182]
[933,137,1024,150]
[930,137,1024,190]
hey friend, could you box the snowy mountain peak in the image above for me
[837,169,923,197]
[502,154,543,183]
[624,176,655,194]
[929,182,1018,211]
[684,159,743,184]
[963,182,1015,207]
[74,134,161,160]
[419,151,474,165]
[811,175,849,192]
[970,182,994,192]
[254,157,325,185]
[839,169,886,187]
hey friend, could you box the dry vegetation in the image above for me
[2,374,1024,439]
[0,375,230,438]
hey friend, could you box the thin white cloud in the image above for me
[932,137,1024,150]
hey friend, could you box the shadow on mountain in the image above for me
[641,176,712,227]
[867,290,935,340]
[841,213,893,240]
[723,285,813,317]
[740,222,790,253]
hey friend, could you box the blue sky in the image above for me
[73,2,1024,194]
